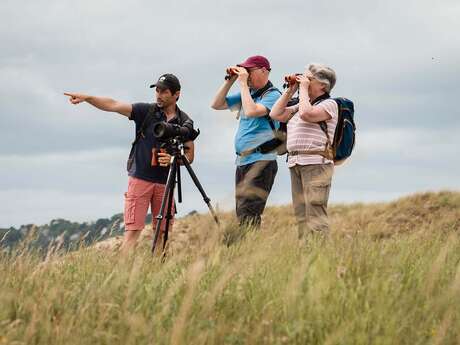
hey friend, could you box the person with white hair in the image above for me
[270,63,338,239]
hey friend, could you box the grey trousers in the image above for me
[289,164,333,238]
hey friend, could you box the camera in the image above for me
[283,73,302,88]
[153,121,200,142]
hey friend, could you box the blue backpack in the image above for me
[319,97,356,165]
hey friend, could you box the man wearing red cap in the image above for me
[211,55,281,228]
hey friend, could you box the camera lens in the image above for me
[153,122,169,138]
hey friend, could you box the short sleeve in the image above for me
[317,99,338,121]
[258,89,281,112]
[130,102,151,125]
[225,92,242,111]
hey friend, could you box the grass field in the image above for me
[1,191,459,345]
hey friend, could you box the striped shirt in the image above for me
[287,99,338,167]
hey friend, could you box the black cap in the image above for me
[149,73,181,93]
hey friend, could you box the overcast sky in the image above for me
[1,0,459,228]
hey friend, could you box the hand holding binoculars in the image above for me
[224,67,239,80]
[283,73,303,88]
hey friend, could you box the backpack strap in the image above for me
[251,80,275,99]
[236,83,283,157]
[249,81,282,136]
[259,86,284,150]
[260,86,282,133]
[267,117,276,131]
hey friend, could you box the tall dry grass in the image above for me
[1,191,459,344]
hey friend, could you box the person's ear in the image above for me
[174,91,180,100]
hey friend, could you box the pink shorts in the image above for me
[124,176,175,232]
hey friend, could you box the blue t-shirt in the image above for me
[226,88,281,166]
[128,103,195,184]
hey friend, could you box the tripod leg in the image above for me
[176,163,182,203]
[180,155,220,225]
[152,157,177,254]
[162,179,176,252]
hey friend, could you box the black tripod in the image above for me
[151,139,219,255]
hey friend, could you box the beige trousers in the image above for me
[289,164,333,238]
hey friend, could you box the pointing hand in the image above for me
[63,92,88,105]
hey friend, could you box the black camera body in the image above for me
[153,121,200,143]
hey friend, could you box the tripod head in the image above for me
[159,137,186,157]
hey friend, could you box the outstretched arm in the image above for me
[63,92,132,117]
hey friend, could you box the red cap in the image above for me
[237,55,271,70]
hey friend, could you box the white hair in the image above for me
[307,63,337,93]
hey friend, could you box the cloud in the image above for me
[0,0,459,227]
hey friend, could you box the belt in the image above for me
[288,149,334,160]
[288,150,326,156]
[236,147,263,158]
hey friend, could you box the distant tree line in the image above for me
[0,213,151,253]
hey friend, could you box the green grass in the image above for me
[1,191,459,345]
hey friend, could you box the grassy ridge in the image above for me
[1,191,459,345]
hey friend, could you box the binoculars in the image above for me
[224,67,239,80]
[283,73,302,88]
[224,67,306,88]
